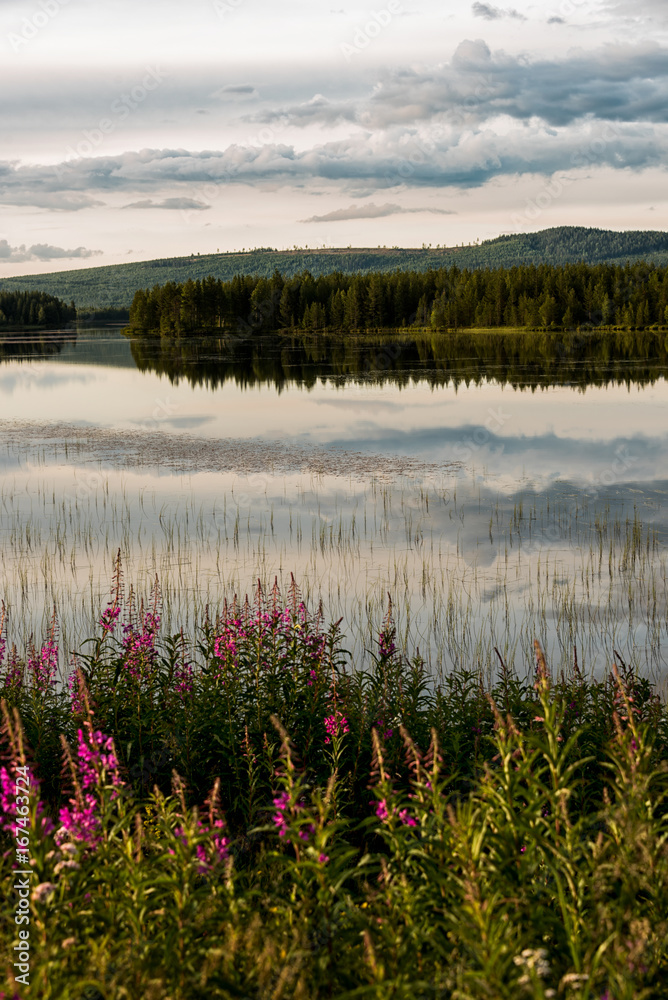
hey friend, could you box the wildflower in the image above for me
[67,671,85,715]
[61,938,76,950]
[28,636,58,692]
[561,973,590,988]
[121,611,160,681]
[31,882,56,903]
[375,799,390,822]
[53,859,80,875]
[376,717,393,739]
[98,602,120,634]
[174,659,194,699]
[324,711,349,743]
[272,791,291,837]
[398,808,417,827]
[2,646,23,691]
[0,764,54,838]
[513,947,551,985]
[56,727,124,849]
[318,853,329,864]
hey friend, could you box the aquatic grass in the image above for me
[0,454,665,685]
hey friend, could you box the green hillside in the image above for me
[2,227,668,311]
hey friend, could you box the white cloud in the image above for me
[0,240,102,262]
[121,197,211,210]
[301,202,456,222]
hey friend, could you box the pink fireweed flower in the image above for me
[174,660,194,700]
[373,796,417,828]
[56,727,124,849]
[2,646,23,691]
[375,799,390,822]
[28,638,58,693]
[121,612,160,681]
[98,602,120,634]
[398,809,417,827]
[378,629,396,659]
[1,764,54,839]
[57,796,102,849]
[318,853,329,864]
[272,791,291,838]
[324,711,350,744]
[376,718,393,740]
[68,672,85,715]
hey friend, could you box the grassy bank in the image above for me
[1,571,667,998]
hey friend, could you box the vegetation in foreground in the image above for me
[126,261,668,336]
[1,565,667,999]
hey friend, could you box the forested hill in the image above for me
[2,227,668,311]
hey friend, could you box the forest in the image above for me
[3,226,668,311]
[126,260,668,336]
[0,289,76,330]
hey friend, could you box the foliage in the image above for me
[4,226,668,311]
[1,570,668,998]
[0,291,75,332]
[124,261,668,336]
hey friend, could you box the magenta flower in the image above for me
[174,660,194,699]
[2,647,23,691]
[324,711,350,744]
[121,612,160,681]
[99,602,120,634]
[318,853,329,864]
[398,809,417,827]
[272,791,291,838]
[0,764,54,839]
[56,727,124,849]
[376,799,390,822]
[28,637,58,692]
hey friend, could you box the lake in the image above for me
[1,327,666,684]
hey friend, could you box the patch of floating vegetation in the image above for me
[0,419,460,480]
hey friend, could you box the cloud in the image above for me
[245,94,357,128]
[301,202,456,222]
[0,240,102,262]
[237,41,668,133]
[121,197,211,210]
[472,2,526,20]
[212,83,259,100]
[0,118,666,208]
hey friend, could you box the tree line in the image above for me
[0,290,76,330]
[127,262,668,336]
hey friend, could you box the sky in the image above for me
[1,0,668,276]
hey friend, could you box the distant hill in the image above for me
[2,227,668,311]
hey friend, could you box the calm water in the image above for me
[1,327,667,682]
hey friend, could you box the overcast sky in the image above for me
[1,0,667,275]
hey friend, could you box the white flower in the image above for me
[54,859,80,875]
[31,882,56,903]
